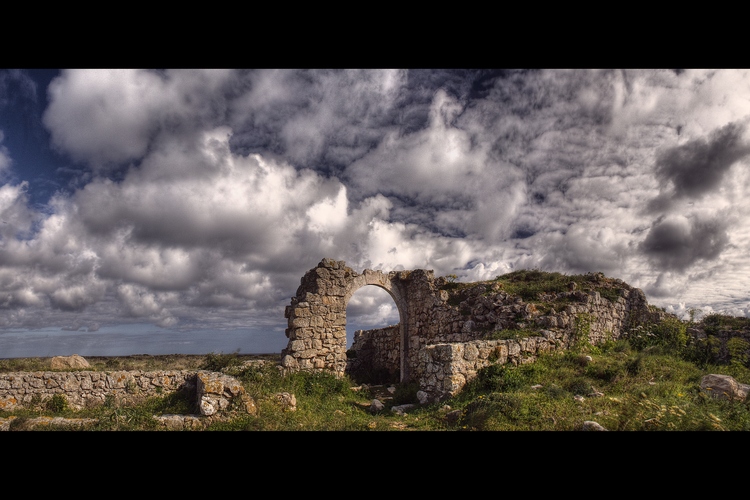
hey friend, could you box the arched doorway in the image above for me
[281,259,410,382]
[344,285,401,384]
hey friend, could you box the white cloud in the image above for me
[43,69,236,168]
[7,68,750,341]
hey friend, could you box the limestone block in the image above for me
[50,354,90,370]
[506,340,521,357]
[701,374,750,401]
[0,396,18,411]
[302,349,323,359]
[291,317,310,328]
[280,355,299,370]
[463,344,479,361]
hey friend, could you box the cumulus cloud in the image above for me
[5,68,750,342]
[43,69,236,169]
[648,121,750,211]
[640,214,730,272]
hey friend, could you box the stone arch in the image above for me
[280,259,411,381]
[343,269,408,382]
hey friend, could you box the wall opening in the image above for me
[344,285,401,384]
[345,286,400,348]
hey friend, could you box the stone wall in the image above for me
[283,259,664,402]
[0,370,256,417]
[346,325,400,383]
[416,330,575,398]
[387,285,659,401]
[281,258,411,378]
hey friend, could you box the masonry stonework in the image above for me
[282,258,662,402]
[0,370,256,417]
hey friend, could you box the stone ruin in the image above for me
[281,258,664,402]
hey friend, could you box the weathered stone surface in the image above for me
[0,369,254,418]
[700,374,750,401]
[582,420,608,431]
[274,392,297,412]
[50,354,90,370]
[369,399,385,413]
[154,414,206,430]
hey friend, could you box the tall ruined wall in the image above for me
[281,258,413,378]
[281,259,357,376]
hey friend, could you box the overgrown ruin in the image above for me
[281,258,667,402]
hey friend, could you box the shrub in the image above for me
[627,316,688,351]
[199,351,243,372]
[46,394,68,414]
[727,337,750,368]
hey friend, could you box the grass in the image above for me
[493,269,624,304]
[3,330,750,431]
[3,280,750,431]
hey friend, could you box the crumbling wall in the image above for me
[283,259,659,402]
[281,258,410,378]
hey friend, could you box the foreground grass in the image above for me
[3,339,750,431]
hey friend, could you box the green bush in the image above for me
[199,351,243,372]
[727,337,750,367]
[627,316,688,351]
[46,394,68,414]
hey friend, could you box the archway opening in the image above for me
[344,285,401,385]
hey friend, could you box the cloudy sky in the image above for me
[1,68,749,357]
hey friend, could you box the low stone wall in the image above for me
[416,330,576,401]
[0,370,256,417]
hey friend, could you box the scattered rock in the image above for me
[582,420,608,431]
[574,395,585,402]
[589,387,604,397]
[417,390,430,404]
[391,403,416,415]
[445,410,462,423]
[370,399,385,413]
[274,392,297,412]
[700,374,750,401]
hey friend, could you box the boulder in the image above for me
[369,399,385,413]
[582,420,608,431]
[50,354,90,370]
[700,374,750,401]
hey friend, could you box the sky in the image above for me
[1,68,749,357]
